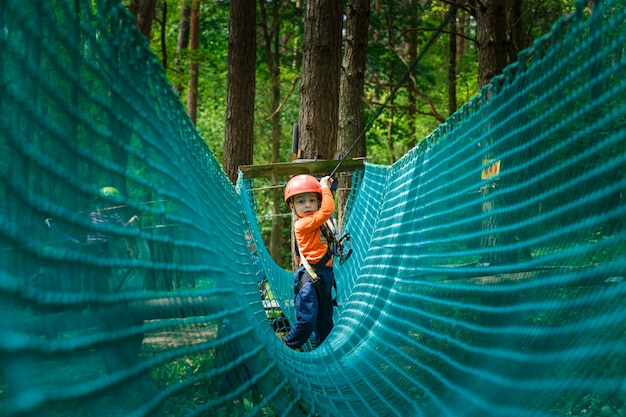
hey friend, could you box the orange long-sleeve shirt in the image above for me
[294,185,335,267]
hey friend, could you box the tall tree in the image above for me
[406,0,419,150]
[469,0,522,88]
[223,0,257,183]
[297,0,343,160]
[384,0,397,164]
[173,0,191,95]
[259,0,286,262]
[338,0,369,161]
[447,3,458,116]
[127,0,157,40]
[338,0,370,227]
[157,1,168,68]
[187,0,200,124]
[468,0,524,264]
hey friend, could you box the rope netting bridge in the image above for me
[2,0,626,416]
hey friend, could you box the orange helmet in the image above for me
[284,174,321,205]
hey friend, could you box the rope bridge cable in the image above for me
[2,0,626,416]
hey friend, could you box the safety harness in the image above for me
[322,218,352,266]
[293,221,351,306]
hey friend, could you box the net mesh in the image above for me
[2,0,626,416]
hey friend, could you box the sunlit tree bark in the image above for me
[127,0,157,40]
[223,0,256,183]
[297,0,343,160]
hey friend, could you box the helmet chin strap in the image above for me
[291,205,304,219]
[288,200,297,215]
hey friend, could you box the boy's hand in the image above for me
[319,176,333,188]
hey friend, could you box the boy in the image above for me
[283,174,335,350]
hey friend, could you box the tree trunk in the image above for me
[448,4,457,116]
[187,0,200,124]
[338,0,370,229]
[470,0,523,264]
[384,0,397,163]
[338,0,369,161]
[298,0,343,160]
[472,0,522,88]
[223,0,257,183]
[406,0,418,150]
[259,0,285,263]
[173,1,191,95]
[127,0,157,41]
[158,2,167,68]
[457,11,467,63]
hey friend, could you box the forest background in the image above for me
[120,0,577,268]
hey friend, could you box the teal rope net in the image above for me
[2,0,626,416]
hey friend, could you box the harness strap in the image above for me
[294,252,328,294]
[314,247,332,271]
[292,222,338,305]
[294,271,313,296]
[294,269,338,307]
[294,226,333,266]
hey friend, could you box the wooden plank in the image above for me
[239,157,366,178]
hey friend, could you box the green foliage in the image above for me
[147,0,230,159]
[143,0,576,169]
[141,0,575,265]
[522,0,577,47]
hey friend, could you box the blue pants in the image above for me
[284,266,335,349]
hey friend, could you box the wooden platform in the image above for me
[239,157,366,178]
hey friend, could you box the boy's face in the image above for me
[291,192,320,216]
